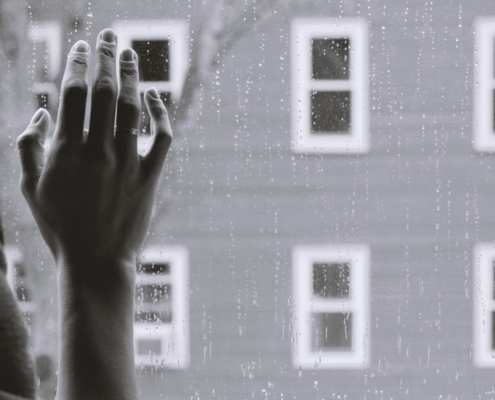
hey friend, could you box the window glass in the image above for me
[1,2,495,399]
[313,263,350,298]
[310,90,351,133]
[311,312,353,350]
[132,40,170,82]
[312,38,349,80]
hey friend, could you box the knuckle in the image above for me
[16,131,38,150]
[98,43,117,60]
[120,63,139,79]
[156,126,173,144]
[118,100,141,118]
[151,103,168,118]
[93,78,117,101]
[68,52,89,68]
[62,79,88,102]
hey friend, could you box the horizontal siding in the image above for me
[6,0,495,399]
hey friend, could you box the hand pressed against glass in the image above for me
[16,29,172,400]
[17,29,172,273]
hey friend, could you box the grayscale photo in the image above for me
[0,0,493,399]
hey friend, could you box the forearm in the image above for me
[56,259,137,400]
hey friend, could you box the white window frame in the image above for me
[473,18,495,152]
[134,246,189,369]
[473,243,495,367]
[3,246,36,314]
[291,18,368,154]
[292,244,370,369]
[27,21,61,110]
[112,19,189,101]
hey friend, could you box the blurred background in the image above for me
[1,0,495,398]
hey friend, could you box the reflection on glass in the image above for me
[311,312,352,350]
[311,91,351,133]
[137,339,161,356]
[135,284,172,323]
[132,40,170,82]
[313,263,350,298]
[312,38,349,80]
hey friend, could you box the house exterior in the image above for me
[2,0,495,398]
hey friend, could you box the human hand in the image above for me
[16,29,172,279]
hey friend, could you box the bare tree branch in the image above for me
[173,0,280,132]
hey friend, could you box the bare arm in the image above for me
[16,29,172,400]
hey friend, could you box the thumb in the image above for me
[17,108,50,195]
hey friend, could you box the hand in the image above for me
[16,28,172,400]
[16,29,172,278]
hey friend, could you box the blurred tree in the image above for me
[174,0,279,132]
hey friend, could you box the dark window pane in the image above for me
[132,40,169,81]
[136,284,171,304]
[135,310,173,323]
[36,93,49,109]
[35,354,55,383]
[135,284,172,323]
[492,311,495,350]
[313,263,350,298]
[139,92,171,134]
[493,90,495,132]
[137,339,162,355]
[311,312,352,351]
[312,38,349,80]
[138,262,170,274]
[311,91,351,133]
[493,262,495,298]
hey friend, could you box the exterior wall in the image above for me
[2,0,495,399]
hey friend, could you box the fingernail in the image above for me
[148,87,159,99]
[30,108,45,125]
[121,48,134,61]
[74,40,89,53]
[100,29,116,43]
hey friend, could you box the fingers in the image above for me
[140,88,173,181]
[115,48,140,163]
[17,109,50,196]
[87,29,118,151]
[54,40,90,143]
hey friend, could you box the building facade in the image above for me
[2,0,495,399]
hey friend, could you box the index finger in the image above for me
[54,40,90,143]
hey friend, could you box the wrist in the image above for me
[57,254,136,290]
